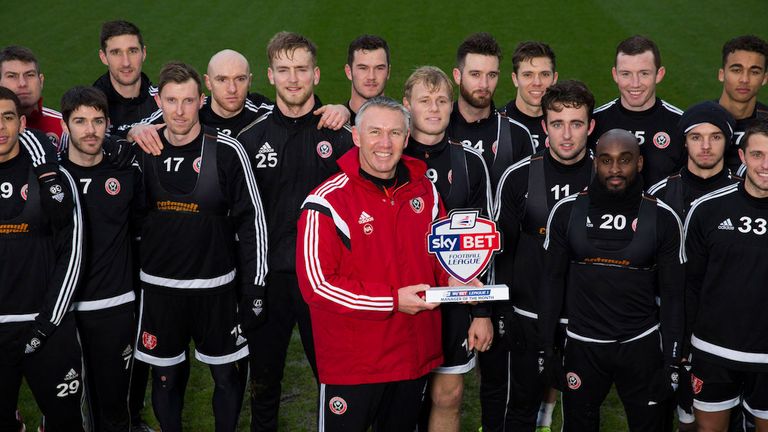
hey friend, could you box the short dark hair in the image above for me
[512,41,556,73]
[616,35,661,69]
[0,86,22,115]
[267,31,317,67]
[456,32,501,70]
[100,20,144,51]
[60,86,109,124]
[157,61,202,94]
[541,80,595,122]
[347,35,390,66]
[722,35,768,69]
[0,45,40,74]
[742,117,768,151]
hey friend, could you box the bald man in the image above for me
[129,49,351,154]
[540,129,685,431]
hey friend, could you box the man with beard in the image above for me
[502,41,558,154]
[716,35,768,175]
[235,32,354,432]
[648,102,741,431]
[487,80,595,432]
[59,86,144,432]
[401,66,492,432]
[132,62,267,432]
[344,35,390,124]
[591,36,685,188]
[0,46,63,147]
[447,33,535,191]
[130,49,349,154]
[684,117,768,432]
[540,129,685,431]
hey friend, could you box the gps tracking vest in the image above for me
[141,129,236,289]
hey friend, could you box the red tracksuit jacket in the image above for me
[296,147,448,385]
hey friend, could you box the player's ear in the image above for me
[351,125,361,148]
[611,67,618,84]
[541,119,548,135]
[452,68,461,85]
[267,67,275,85]
[718,68,725,83]
[313,66,320,86]
[552,71,559,84]
[344,64,352,81]
[198,93,205,109]
[587,119,596,136]
[403,96,411,110]
[141,46,147,63]
[19,114,26,133]
[655,66,666,84]
[60,119,68,136]
[248,73,253,88]
[637,154,644,173]
[99,50,108,66]
[511,72,519,87]
[738,147,746,166]
[204,74,212,92]
[154,93,161,107]
[39,73,44,90]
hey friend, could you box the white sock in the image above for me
[536,401,556,427]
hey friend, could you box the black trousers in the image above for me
[0,314,84,432]
[479,314,548,432]
[76,303,135,432]
[319,376,428,432]
[561,331,665,432]
[246,272,317,432]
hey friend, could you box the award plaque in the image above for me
[426,209,508,303]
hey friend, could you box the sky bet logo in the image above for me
[428,209,502,283]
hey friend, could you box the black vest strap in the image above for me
[2,167,44,235]
[445,140,471,211]
[662,174,685,217]
[521,155,547,236]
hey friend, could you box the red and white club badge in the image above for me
[566,372,582,390]
[691,374,703,395]
[142,331,157,350]
[329,396,347,415]
[20,184,28,201]
[653,132,671,149]
[316,141,333,159]
[427,209,502,283]
[410,197,424,214]
[193,156,202,173]
[105,178,121,196]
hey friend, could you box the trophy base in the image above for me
[425,284,509,303]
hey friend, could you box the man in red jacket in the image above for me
[297,96,478,431]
